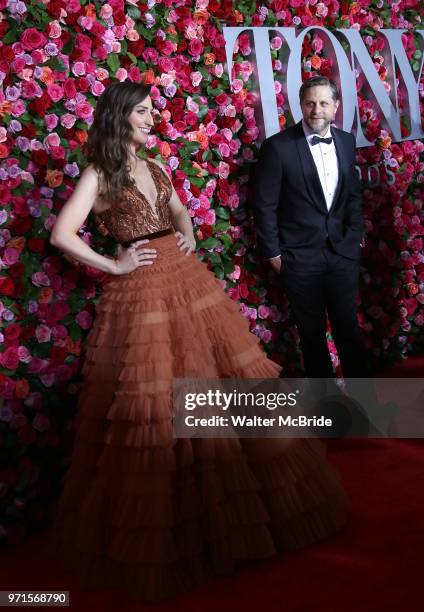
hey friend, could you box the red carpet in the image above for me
[1,356,423,611]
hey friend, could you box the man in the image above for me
[253,75,369,380]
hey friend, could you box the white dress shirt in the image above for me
[302,119,339,211]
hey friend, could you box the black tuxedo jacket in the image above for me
[253,121,364,261]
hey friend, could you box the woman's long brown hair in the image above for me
[84,81,152,204]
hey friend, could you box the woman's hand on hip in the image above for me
[113,239,157,274]
[175,231,196,256]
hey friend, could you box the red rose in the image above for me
[114,11,126,25]
[10,217,32,235]
[63,78,77,99]
[21,28,47,50]
[9,262,25,279]
[188,39,204,57]
[51,346,68,362]
[28,238,46,254]
[0,45,14,62]
[75,77,90,92]
[91,21,106,37]
[31,150,49,166]
[0,347,20,371]
[128,40,145,57]
[215,92,228,106]
[0,276,15,296]
[4,323,20,341]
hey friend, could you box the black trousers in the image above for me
[281,243,370,379]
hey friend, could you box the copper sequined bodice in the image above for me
[96,159,173,244]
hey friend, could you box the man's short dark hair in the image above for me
[299,76,339,102]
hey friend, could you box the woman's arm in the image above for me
[50,165,157,274]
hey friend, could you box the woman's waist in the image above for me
[120,227,174,248]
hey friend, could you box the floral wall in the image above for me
[0,0,423,544]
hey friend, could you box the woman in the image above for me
[48,81,347,602]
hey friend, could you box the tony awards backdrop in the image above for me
[0,0,422,544]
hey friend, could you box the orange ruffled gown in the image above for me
[48,159,347,601]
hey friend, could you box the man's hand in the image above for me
[269,255,282,274]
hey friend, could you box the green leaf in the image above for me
[1,30,17,45]
[212,265,224,280]
[199,237,221,249]
[189,176,204,187]
[127,5,141,19]
[69,322,82,342]
[215,207,230,220]
[107,53,120,74]
[127,52,139,64]
[215,221,230,232]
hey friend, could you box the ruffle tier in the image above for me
[48,233,347,602]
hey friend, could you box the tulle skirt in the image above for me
[48,232,347,601]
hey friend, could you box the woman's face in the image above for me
[127,95,154,146]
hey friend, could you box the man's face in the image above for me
[300,85,339,136]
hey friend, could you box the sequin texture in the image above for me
[96,159,173,243]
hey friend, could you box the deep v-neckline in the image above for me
[128,159,159,216]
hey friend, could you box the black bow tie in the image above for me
[310,135,333,145]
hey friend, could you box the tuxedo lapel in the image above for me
[329,126,347,210]
[294,122,328,214]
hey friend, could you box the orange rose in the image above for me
[196,132,209,150]
[349,2,360,14]
[66,338,81,355]
[204,53,216,65]
[311,55,322,69]
[86,3,97,18]
[193,9,210,24]
[39,287,54,304]
[46,169,63,188]
[407,283,419,296]
[0,101,12,117]
[7,237,26,251]
[15,378,30,399]
[234,10,244,23]
[75,130,88,145]
[39,67,53,85]
[378,136,392,149]
[159,141,171,158]
[0,143,9,158]
[279,115,287,128]
[142,69,156,85]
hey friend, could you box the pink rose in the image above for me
[76,311,93,330]
[18,346,32,363]
[218,143,231,158]
[31,272,50,287]
[45,114,59,130]
[44,132,60,148]
[115,68,128,82]
[188,39,203,57]
[60,113,76,129]
[229,265,241,281]
[12,100,26,117]
[47,84,64,102]
[91,81,105,96]
[21,81,41,100]
[218,162,229,179]
[47,21,62,39]
[75,100,93,120]
[3,248,20,266]
[21,28,47,51]
[72,61,86,76]
[0,347,19,370]
[36,325,51,343]
[258,305,270,319]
